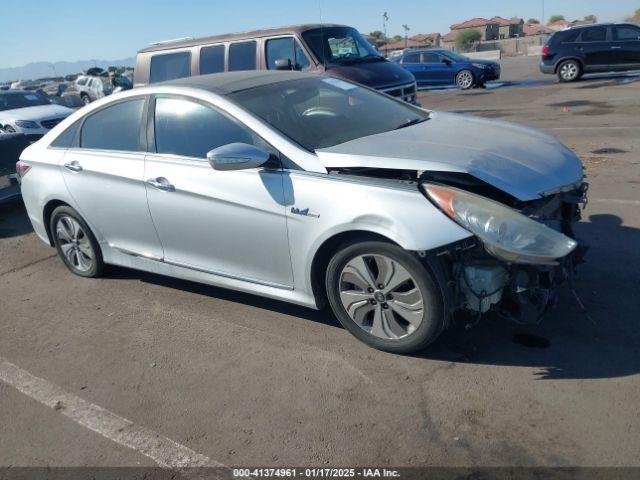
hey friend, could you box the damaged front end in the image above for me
[420,176,589,325]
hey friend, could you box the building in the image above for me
[443,16,524,45]
[523,23,554,36]
[410,33,441,47]
[547,18,595,32]
[378,33,441,53]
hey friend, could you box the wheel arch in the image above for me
[42,199,72,246]
[554,57,584,73]
[309,230,401,308]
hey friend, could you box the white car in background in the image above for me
[74,75,111,105]
[0,90,74,137]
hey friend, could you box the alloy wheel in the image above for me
[457,71,474,89]
[560,62,579,81]
[55,215,94,273]
[338,254,425,340]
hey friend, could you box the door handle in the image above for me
[63,161,83,172]
[146,177,175,192]
[610,46,622,49]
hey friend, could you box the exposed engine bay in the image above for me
[328,167,589,325]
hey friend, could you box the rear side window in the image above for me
[81,99,145,151]
[228,41,256,71]
[557,30,581,43]
[154,97,256,158]
[403,52,420,63]
[580,27,607,42]
[50,120,80,148]
[422,53,440,63]
[77,77,87,86]
[266,37,311,70]
[149,52,191,83]
[200,45,225,74]
[613,26,640,41]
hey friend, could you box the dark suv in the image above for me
[540,23,640,82]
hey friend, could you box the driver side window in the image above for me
[153,97,274,159]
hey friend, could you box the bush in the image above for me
[455,29,481,47]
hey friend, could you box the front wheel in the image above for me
[50,206,104,278]
[557,60,582,82]
[326,241,445,354]
[456,69,475,89]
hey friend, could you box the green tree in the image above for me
[626,8,640,22]
[527,18,540,24]
[547,15,565,24]
[369,30,385,40]
[584,14,597,23]
[393,35,403,42]
[455,29,482,47]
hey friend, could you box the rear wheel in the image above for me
[456,69,475,89]
[326,240,445,354]
[557,60,582,82]
[50,206,104,278]
[80,93,91,105]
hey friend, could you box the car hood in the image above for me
[315,111,584,201]
[325,59,416,90]
[0,104,74,121]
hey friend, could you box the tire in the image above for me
[50,205,104,278]
[456,69,475,89]
[326,240,445,354]
[80,93,91,105]
[557,60,582,82]
[3,125,16,133]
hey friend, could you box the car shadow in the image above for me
[0,198,34,239]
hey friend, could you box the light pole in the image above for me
[383,11,389,54]
[402,24,410,49]
[542,0,545,25]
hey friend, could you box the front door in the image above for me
[144,95,293,287]
[61,97,164,259]
[610,25,640,68]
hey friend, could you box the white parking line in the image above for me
[591,198,640,206]
[0,357,225,474]
[546,126,640,130]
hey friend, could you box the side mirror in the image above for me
[442,57,452,65]
[275,58,293,70]
[207,143,270,171]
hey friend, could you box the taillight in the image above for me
[16,160,31,178]
[542,45,550,56]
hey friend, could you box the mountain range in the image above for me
[0,58,136,83]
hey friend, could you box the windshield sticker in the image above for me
[322,78,357,91]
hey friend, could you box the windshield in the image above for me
[0,91,51,111]
[301,27,382,65]
[440,51,471,62]
[230,77,429,151]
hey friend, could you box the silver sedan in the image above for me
[18,71,587,353]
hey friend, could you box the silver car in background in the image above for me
[17,71,588,353]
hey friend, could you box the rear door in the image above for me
[610,25,640,68]
[578,26,611,70]
[144,95,293,287]
[60,97,164,259]
[399,52,425,82]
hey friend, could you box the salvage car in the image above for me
[0,90,74,138]
[17,71,588,353]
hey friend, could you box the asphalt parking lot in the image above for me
[1,56,639,469]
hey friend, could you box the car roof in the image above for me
[160,70,319,95]
[139,23,349,53]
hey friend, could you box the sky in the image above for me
[1,0,638,68]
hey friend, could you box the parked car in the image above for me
[74,75,111,105]
[393,49,501,89]
[0,90,74,138]
[18,71,588,353]
[540,23,640,82]
[134,24,419,104]
[0,133,32,202]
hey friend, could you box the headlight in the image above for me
[422,184,577,265]
[15,120,40,129]
[471,63,487,69]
